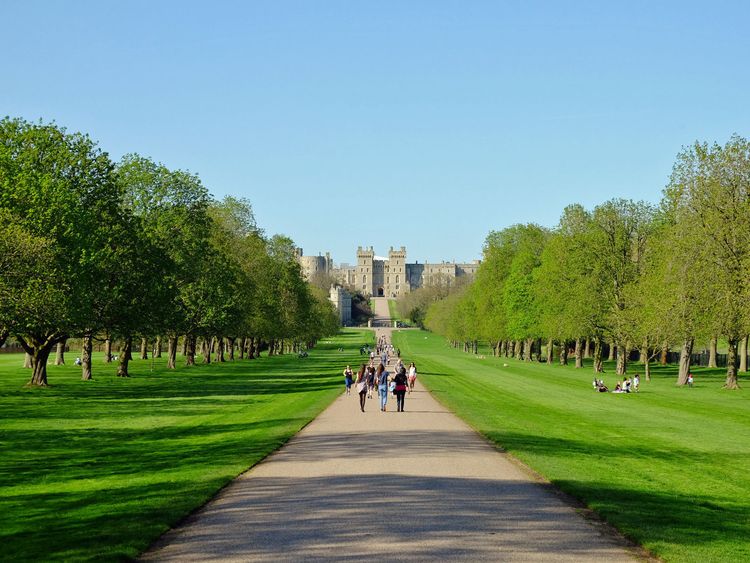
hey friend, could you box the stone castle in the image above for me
[297,246,480,298]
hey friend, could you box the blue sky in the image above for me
[3,1,749,264]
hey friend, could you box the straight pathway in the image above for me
[143,320,640,561]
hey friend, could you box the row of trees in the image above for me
[0,118,339,386]
[422,135,750,389]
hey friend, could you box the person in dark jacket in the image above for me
[393,367,408,412]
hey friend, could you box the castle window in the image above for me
[363,274,367,284]
[396,275,399,283]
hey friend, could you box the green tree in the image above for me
[0,118,122,385]
[664,136,750,388]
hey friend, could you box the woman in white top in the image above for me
[408,362,417,392]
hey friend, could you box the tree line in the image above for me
[0,118,339,386]
[420,135,750,389]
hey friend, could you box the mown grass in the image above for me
[0,329,372,562]
[387,299,403,323]
[392,330,750,563]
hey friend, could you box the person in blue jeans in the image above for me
[376,363,390,412]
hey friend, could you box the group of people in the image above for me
[593,374,640,393]
[343,338,416,412]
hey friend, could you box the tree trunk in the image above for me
[514,340,521,360]
[660,343,669,366]
[155,336,162,358]
[117,337,132,377]
[81,333,93,381]
[677,337,694,386]
[20,336,58,386]
[185,334,196,366]
[247,337,256,359]
[607,343,615,361]
[559,340,568,365]
[584,338,591,358]
[182,336,188,357]
[239,337,246,360]
[616,342,628,376]
[525,338,533,362]
[708,336,718,368]
[593,336,603,373]
[55,339,66,365]
[574,338,582,369]
[739,335,748,373]
[140,337,148,360]
[546,339,553,364]
[640,339,648,364]
[217,337,226,362]
[30,345,55,385]
[0,328,8,349]
[724,336,740,389]
[167,336,178,369]
[203,337,213,364]
[24,353,32,369]
[644,354,651,381]
[104,339,112,363]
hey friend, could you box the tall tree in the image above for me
[0,118,122,385]
[664,136,750,389]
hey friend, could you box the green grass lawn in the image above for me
[387,298,402,322]
[0,329,371,562]
[392,330,750,563]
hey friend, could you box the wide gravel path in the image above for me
[143,320,639,561]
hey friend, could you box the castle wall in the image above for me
[300,246,479,298]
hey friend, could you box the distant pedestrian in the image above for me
[356,364,368,412]
[408,362,417,392]
[377,363,389,411]
[367,365,376,399]
[343,365,353,395]
[687,372,694,387]
[633,374,640,392]
[394,367,408,412]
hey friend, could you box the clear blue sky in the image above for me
[3,1,749,264]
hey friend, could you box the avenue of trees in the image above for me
[0,118,339,386]
[422,135,750,389]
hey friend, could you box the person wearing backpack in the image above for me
[376,363,390,412]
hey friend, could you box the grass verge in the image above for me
[0,329,372,562]
[391,329,750,563]
[387,298,402,323]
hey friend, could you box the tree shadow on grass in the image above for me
[480,431,750,560]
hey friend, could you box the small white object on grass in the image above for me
[503,363,509,367]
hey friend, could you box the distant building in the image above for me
[329,285,352,325]
[296,246,479,299]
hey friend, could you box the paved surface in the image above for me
[371,296,392,327]
[143,310,639,562]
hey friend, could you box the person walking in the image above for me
[343,365,354,395]
[366,365,376,399]
[407,362,417,392]
[376,363,390,411]
[355,364,368,412]
[394,366,408,412]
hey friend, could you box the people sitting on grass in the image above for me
[593,378,608,392]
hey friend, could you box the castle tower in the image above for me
[386,246,407,298]
[356,246,375,296]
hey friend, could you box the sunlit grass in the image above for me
[392,330,750,563]
[0,329,372,562]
